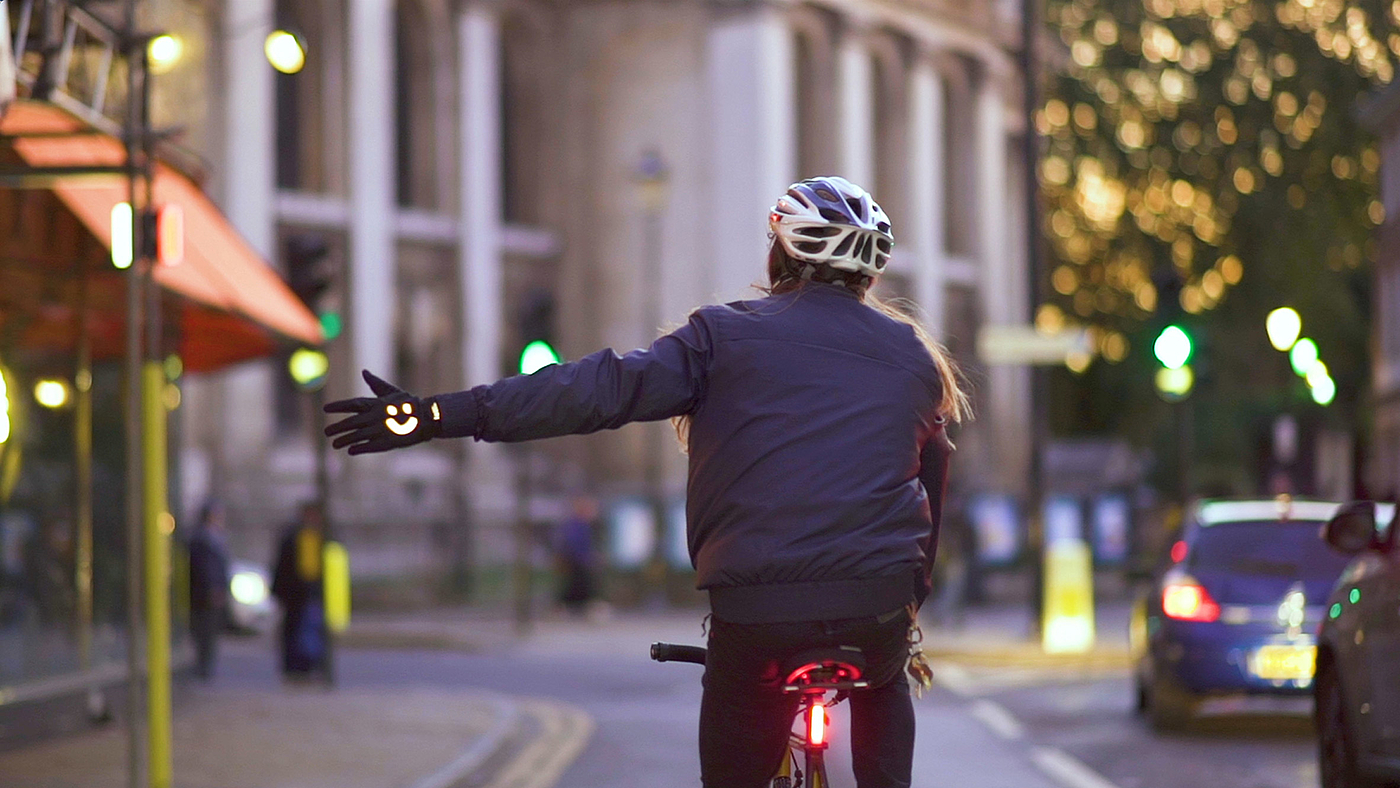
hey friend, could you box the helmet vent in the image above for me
[815,187,839,201]
[818,208,847,223]
[795,226,843,238]
[845,197,865,219]
[876,238,892,254]
[794,241,827,255]
[831,233,856,258]
[876,221,891,233]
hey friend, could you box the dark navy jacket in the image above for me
[437,283,952,624]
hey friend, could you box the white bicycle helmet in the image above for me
[769,176,893,278]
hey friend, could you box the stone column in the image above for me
[706,3,796,301]
[348,0,396,379]
[907,55,947,338]
[459,6,503,389]
[218,0,276,468]
[976,68,1030,494]
[836,30,874,189]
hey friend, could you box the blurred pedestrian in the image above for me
[270,503,326,679]
[187,500,231,680]
[554,496,600,616]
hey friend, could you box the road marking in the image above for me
[1030,746,1123,788]
[479,698,595,788]
[408,696,521,788]
[929,660,976,697]
[969,699,1024,740]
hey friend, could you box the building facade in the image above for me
[160,0,1033,583]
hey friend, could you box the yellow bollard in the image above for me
[323,541,351,634]
[1042,539,1096,654]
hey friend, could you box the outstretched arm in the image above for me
[325,314,713,454]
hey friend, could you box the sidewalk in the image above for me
[342,598,1136,668]
[0,683,522,788]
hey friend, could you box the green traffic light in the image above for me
[1289,338,1318,377]
[320,312,343,341]
[519,340,560,375]
[1153,325,1192,370]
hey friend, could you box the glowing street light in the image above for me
[148,34,183,75]
[1266,308,1302,352]
[1311,374,1337,406]
[0,366,10,444]
[33,379,71,409]
[1289,338,1319,377]
[1305,360,1330,389]
[288,348,329,390]
[265,30,306,74]
[111,202,133,269]
[1153,325,1193,370]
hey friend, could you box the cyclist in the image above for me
[324,175,967,788]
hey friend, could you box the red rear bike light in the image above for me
[1162,580,1220,622]
[808,702,827,747]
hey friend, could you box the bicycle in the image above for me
[651,641,869,788]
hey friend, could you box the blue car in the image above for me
[1132,498,1356,731]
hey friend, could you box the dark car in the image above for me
[1132,498,1357,731]
[1314,500,1400,788]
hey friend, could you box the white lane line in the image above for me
[969,699,1024,740]
[409,696,521,788]
[1031,746,1123,788]
[928,660,976,697]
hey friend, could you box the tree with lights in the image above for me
[1042,0,1391,486]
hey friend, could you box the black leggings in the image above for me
[698,610,915,788]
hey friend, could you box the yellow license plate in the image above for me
[1249,645,1316,680]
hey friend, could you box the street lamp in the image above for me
[265,30,306,74]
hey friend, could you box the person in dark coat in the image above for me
[187,500,231,679]
[323,176,967,788]
[554,496,599,615]
[270,503,326,678]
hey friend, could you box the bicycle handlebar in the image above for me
[651,642,707,665]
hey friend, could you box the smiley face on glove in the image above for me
[383,402,419,435]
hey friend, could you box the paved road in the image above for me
[939,659,1318,788]
[218,615,1319,788]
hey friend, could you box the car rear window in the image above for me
[1189,520,1354,579]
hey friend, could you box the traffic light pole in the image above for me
[1022,0,1047,639]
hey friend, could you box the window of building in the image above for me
[274,0,334,193]
[394,243,461,394]
[943,63,977,257]
[793,25,836,179]
[500,15,548,225]
[871,45,906,228]
[395,1,440,210]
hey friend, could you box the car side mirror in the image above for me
[1323,501,1378,554]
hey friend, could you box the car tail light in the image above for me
[1162,576,1221,622]
[1170,540,1188,563]
[808,702,827,746]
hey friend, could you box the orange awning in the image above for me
[0,102,323,362]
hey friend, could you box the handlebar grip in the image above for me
[651,642,707,665]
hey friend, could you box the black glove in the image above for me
[324,370,442,455]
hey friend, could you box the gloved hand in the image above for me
[324,370,442,455]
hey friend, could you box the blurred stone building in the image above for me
[1364,82,1400,497]
[150,0,1033,585]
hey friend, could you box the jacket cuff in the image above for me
[433,387,486,439]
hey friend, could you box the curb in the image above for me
[406,696,521,788]
[474,699,595,788]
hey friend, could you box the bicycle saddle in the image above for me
[781,646,869,691]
